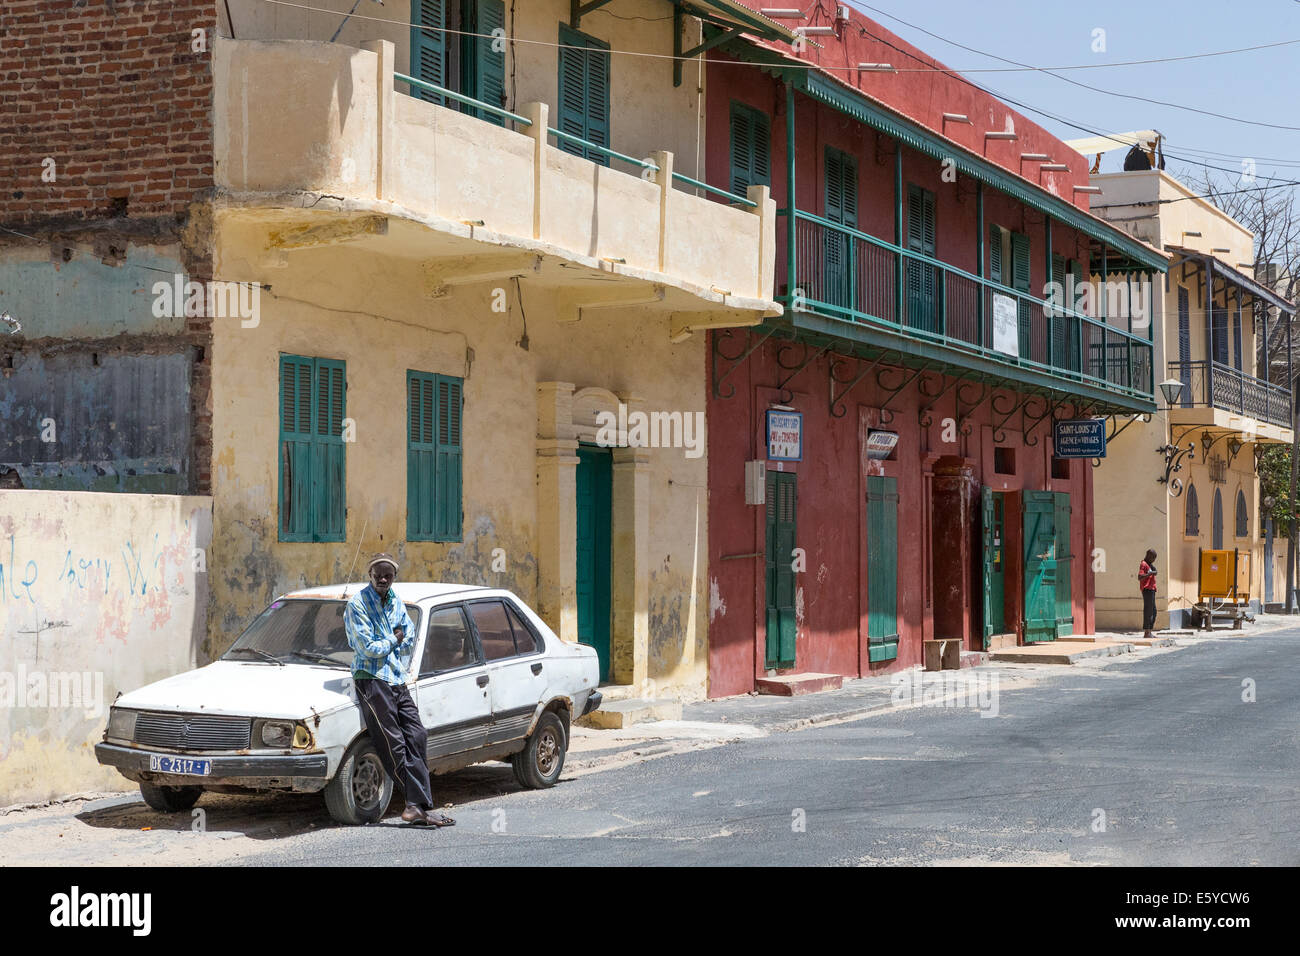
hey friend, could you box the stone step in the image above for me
[987,633,1017,651]
[989,640,1136,665]
[576,697,682,729]
[755,672,844,696]
[959,650,989,669]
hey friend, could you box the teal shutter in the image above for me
[764,471,797,667]
[1051,253,1067,367]
[906,185,936,331]
[313,359,347,542]
[824,148,856,311]
[279,355,315,541]
[411,0,447,105]
[434,375,463,541]
[407,372,437,539]
[1053,492,1073,637]
[557,25,610,165]
[466,0,507,124]
[1010,231,1032,358]
[729,102,770,197]
[989,225,1003,284]
[866,475,899,662]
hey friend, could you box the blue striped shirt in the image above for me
[344,584,415,684]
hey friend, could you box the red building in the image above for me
[700,5,1168,696]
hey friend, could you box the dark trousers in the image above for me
[354,679,434,810]
[1142,588,1157,630]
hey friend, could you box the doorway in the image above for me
[1212,487,1224,549]
[981,487,1007,648]
[1022,491,1058,643]
[764,470,797,668]
[576,444,612,681]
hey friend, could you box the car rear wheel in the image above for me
[325,737,394,825]
[511,711,567,789]
[140,783,202,812]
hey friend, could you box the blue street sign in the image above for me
[1053,418,1106,458]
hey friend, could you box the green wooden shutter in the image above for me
[1010,231,1031,292]
[467,0,506,125]
[279,355,315,542]
[313,358,347,542]
[1053,491,1073,637]
[557,25,610,166]
[411,0,447,105]
[434,374,463,541]
[1051,253,1068,367]
[866,475,899,662]
[407,372,437,539]
[981,486,995,645]
[729,102,770,197]
[906,185,936,331]
[764,471,797,667]
[1023,491,1057,643]
[989,225,1003,284]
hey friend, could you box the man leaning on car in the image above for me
[344,553,455,827]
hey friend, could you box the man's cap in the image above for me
[367,552,399,573]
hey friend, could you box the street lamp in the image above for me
[1155,379,1193,494]
[1158,378,1184,407]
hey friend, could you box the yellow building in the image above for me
[1091,170,1296,629]
[206,1,793,706]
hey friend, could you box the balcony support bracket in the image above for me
[421,253,542,298]
[875,361,935,426]
[670,309,762,344]
[829,350,898,419]
[991,390,1035,444]
[674,7,745,87]
[955,379,1000,437]
[557,283,666,323]
[571,0,617,29]
[918,372,961,428]
[1023,396,1073,447]
[774,341,833,403]
[713,327,780,399]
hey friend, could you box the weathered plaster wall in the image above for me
[0,490,212,806]
[210,215,709,696]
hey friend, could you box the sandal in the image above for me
[425,810,456,827]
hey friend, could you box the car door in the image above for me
[466,598,547,746]
[412,603,492,760]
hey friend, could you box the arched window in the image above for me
[1185,484,1200,536]
[1236,489,1249,538]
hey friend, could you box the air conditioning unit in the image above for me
[745,460,766,505]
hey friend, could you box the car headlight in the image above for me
[292,724,313,749]
[260,720,295,748]
[106,707,137,742]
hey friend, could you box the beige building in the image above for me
[205,1,791,708]
[1091,170,1295,628]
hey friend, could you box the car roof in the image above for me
[280,582,493,603]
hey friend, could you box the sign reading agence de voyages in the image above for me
[1053,418,1106,458]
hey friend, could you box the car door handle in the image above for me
[531,663,543,675]
[476,674,490,687]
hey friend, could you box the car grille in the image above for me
[133,712,252,751]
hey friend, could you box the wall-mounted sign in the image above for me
[992,293,1019,357]
[865,429,898,459]
[766,410,802,461]
[1053,418,1106,458]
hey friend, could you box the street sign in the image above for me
[766,410,802,461]
[1053,418,1106,458]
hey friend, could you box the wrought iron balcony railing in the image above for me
[779,210,1155,401]
[1169,359,1292,429]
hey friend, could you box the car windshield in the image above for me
[223,598,422,667]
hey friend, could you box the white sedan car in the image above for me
[95,583,602,824]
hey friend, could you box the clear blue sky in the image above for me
[846,0,1300,188]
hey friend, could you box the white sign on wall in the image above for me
[992,293,1019,358]
[766,410,802,461]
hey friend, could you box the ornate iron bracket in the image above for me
[874,361,934,425]
[917,372,961,428]
[829,351,894,419]
[955,380,996,437]
[1157,439,1195,496]
[712,327,777,399]
[774,341,832,404]
[1020,395,1058,447]
[991,391,1035,444]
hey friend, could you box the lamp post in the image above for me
[1156,379,1194,495]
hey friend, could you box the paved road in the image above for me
[6,626,1297,865]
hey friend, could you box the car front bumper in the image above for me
[95,742,330,791]
[581,690,602,717]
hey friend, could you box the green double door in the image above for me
[764,472,797,668]
[576,445,612,681]
[1021,490,1073,643]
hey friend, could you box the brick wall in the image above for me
[0,0,218,224]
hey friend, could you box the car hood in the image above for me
[115,660,356,720]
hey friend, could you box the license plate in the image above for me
[148,755,212,776]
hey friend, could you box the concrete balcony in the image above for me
[1169,360,1294,444]
[212,37,780,336]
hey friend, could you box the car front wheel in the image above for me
[140,783,202,812]
[511,711,567,789]
[325,737,394,825]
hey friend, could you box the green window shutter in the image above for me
[312,358,347,542]
[907,185,924,252]
[557,25,610,166]
[279,355,315,542]
[467,0,506,125]
[1053,492,1073,637]
[407,371,438,540]
[824,147,857,228]
[729,102,770,197]
[764,471,797,667]
[989,225,1003,284]
[411,0,447,105]
[434,374,463,541]
[1051,253,1066,290]
[866,475,899,662]
[1010,230,1031,292]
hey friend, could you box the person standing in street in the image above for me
[345,552,455,827]
[1138,549,1158,640]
